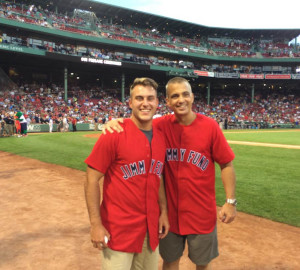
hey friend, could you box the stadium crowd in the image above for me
[1,82,299,136]
[0,31,297,75]
[1,0,299,59]
[1,1,299,135]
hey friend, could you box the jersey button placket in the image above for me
[146,143,150,158]
[177,130,183,233]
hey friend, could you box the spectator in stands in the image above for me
[0,79,299,130]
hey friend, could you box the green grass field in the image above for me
[0,129,299,227]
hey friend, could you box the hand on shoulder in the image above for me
[102,118,124,134]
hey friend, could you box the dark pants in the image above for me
[21,122,28,135]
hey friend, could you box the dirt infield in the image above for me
[1,151,299,270]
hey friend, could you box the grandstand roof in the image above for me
[29,0,300,40]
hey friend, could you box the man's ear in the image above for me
[129,98,132,109]
[165,97,170,107]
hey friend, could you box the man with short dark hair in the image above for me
[158,77,236,270]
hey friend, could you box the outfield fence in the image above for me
[24,122,299,133]
[27,123,103,132]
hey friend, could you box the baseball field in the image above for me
[0,128,299,269]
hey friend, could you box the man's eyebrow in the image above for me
[135,95,156,98]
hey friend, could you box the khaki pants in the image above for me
[7,124,14,135]
[101,234,158,270]
[0,125,9,136]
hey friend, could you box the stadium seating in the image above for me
[0,0,299,59]
[1,82,299,128]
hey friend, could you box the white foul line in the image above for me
[227,140,300,149]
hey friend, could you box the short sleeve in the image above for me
[211,120,235,164]
[85,133,117,174]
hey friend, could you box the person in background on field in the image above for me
[34,113,40,124]
[94,115,98,131]
[0,119,9,137]
[57,117,63,132]
[16,111,28,137]
[72,117,77,132]
[14,112,21,137]
[49,116,53,133]
[103,77,236,270]
[4,113,14,136]
[84,77,169,270]
[26,114,31,125]
[62,115,69,132]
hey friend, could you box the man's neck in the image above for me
[175,111,196,126]
[130,116,153,131]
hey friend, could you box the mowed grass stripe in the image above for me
[215,144,300,227]
[0,132,98,171]
[224,129,300,145]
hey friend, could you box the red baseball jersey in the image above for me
[154,113,235,235]
[85,119,166,252]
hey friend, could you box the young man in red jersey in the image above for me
[84,77,169,270]
[103,77,236,270]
